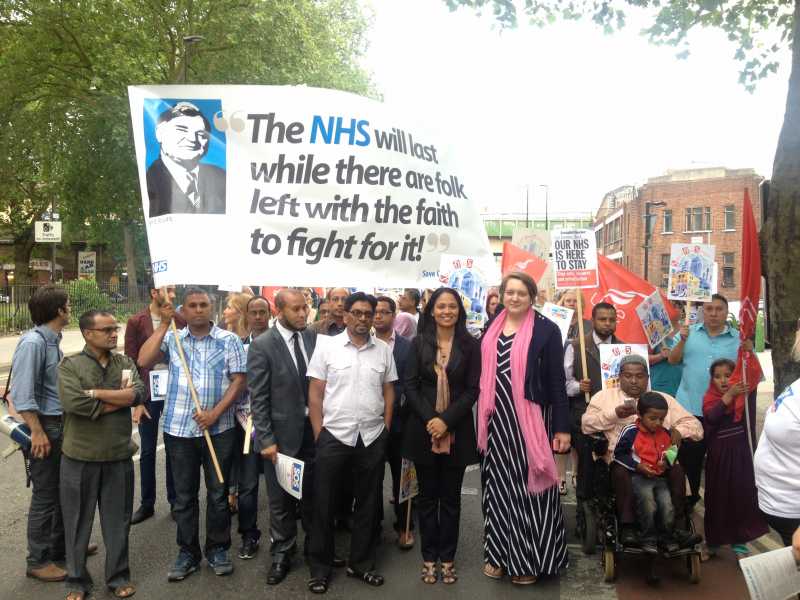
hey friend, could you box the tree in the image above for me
[445,0,800,398]
[0,0,374,291]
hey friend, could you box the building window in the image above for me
[609,218,622,244]
[595,229,602,249]
[724,204,735,230]
[660,253,670,288]
[685,206,711,232]
[722,252,735,288]
[663,209,673,233]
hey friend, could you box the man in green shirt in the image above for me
[58,310,145,600]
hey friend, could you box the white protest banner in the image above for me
[541,302,573,345]
[398,458,419,504]
[599,344,650,390]
[438,254,500,336]
[667,243,716,302]
[275,453,304,500]
[77,251,96,280]
[635,291,674,349]
[148,369,168,399]
[128,85,493,288]
[551,230,598,290]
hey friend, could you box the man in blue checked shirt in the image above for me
[138,287,246,582]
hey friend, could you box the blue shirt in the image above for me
[10,325,63,415]
[160,325,247,438]
[674,323,740,416]
[650,334,683,398]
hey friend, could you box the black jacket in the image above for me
[402,334,480,467]
[146,158,226,217]
[523,312,570,435]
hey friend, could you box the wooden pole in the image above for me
[576,291,590,403]
[404,498,412,539]
[243,415,253,455]
[163,291,225,485]
[685,301,693,326]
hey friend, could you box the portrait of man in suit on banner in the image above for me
[145,100,226,217]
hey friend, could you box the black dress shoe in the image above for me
[131,506,154,525]
[332,556,346,568]
[267,562,290,585]
[620,525,639,547]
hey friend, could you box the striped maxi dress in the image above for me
[482,334,569,577]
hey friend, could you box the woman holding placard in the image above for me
[480,272,570,585]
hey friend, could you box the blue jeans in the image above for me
[137,400,175,508]
[631,473,674,542]
[27,416,65,568]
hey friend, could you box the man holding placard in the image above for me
[138,288,247,582]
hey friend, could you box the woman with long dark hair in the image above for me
[480,272,570,585]
[403,287,481,585]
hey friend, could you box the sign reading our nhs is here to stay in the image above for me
[551,229,598,289]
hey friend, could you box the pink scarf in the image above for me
[478,307,559,494]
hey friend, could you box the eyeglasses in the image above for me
[374,310,393,316]
[87,326,121,334]
[348,310,374,320]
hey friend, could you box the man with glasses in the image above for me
[306,292,397,594]
[58,311,145,599]
[311,288,348,336]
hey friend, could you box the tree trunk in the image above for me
[13,227,35,285]
[123,223,139,302]
[763,0,800,398]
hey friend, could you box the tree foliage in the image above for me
[0,0,375,278]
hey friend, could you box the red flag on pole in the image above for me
[501,242,548,282]
[730,188,763,423]
[579,254,680,344]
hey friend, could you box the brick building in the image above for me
[593,167,764,302]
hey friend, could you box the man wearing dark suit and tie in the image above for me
[248,289,317,586]
[146,101,226,217]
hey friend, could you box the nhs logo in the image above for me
[291,463,302,493]
[152,260,168,274]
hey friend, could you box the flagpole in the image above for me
[743,356,754,456]
[576,291,590,404]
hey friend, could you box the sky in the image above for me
[362,0,791,219]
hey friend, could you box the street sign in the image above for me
[34,221,61,243]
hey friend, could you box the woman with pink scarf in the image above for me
[402,288,481,585]
[480,272,571,585]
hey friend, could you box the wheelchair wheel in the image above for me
[581,502,597,555]
[603,549,615,582]
[687,553,701,584]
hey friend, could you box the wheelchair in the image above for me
[575,433,702,585]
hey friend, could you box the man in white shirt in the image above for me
[306,292,397,594]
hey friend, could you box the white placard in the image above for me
[77,251,97,280]
[667,243,717,302]
[740,546,800,600]
[398,458,419,504]
[635,291,674,349]
[541,302,574,345]
[438,254,500,336]
[148,369,168,399]
[275,453,305,500]
[551,229,598,290]
[128,85,493,288]
[599,344,650,390]
[34,221,61,243]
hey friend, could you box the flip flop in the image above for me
[111,584,136,598]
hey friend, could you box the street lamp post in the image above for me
[539,184,549,230]
[643,200,666,282]
[525,185,530,228]
[182,35,204,83]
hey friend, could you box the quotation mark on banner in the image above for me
[423,233,450,252]
[213,111,247,133]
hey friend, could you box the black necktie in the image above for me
[292,332,308,401]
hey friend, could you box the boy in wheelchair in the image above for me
[613,392,683,554]
[582,355,703,550]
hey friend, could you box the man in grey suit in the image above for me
[248,289,317,586]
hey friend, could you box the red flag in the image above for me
[579,254,680,344]
[501,242,548,283]
[730,188,763,420]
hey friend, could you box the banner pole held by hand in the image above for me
[162,287,225,485]
[243,415,253,455]
[576,291,590,404]
[405,498,412,540]
[685,301,693,327]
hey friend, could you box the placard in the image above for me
[667,243,716,302]
[599,344,650,390]
[77,251,97,280]
[276,453,305,500]
[438,254,500,336]
[551,229,598,289]
[398,458,419,504]
[636,291,674,349]
[540,302,574,345]
[148,369,168,399]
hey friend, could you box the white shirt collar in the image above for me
[593,331,612,345]
[274,319,303,344]
[160,152,200,195]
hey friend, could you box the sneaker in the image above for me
[620,525,639,547]
[641,540,659,555]
[168,551,199,582]
[238,537,259,560]
[674,528,702,548]
[207,548,234,576]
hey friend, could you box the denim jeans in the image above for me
[137,400,175,508]
[632,473,674,542]
[164,427,236,560]
[27,416,65,568]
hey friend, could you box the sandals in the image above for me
[421,562,437,584]
[558,480,567,496]
[111,584,136,598]
[483,563,503,579]
[511,575,537,585]
[346,567,384,586]
[440,562,457,584]
[66,593,86,600]
[308,577,328,594]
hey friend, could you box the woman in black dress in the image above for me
[479,272,570,585]
[403,287,481,585]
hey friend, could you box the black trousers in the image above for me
[27,416,65,568]
[164,428,237,561]
[415,457,466,563]
[233,423,261,543]
[309,428,388,579]
[677,416,706,502]
[263,421,315,563]
[137,400,175,508]
[761,510,800,547]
